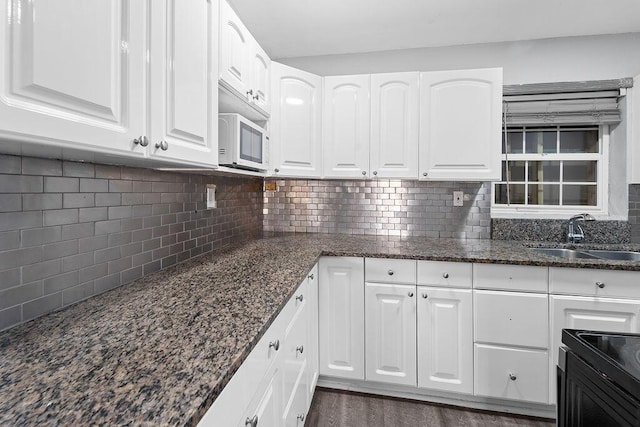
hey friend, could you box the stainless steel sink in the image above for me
[582,250,640,261]
[532,248,600,260]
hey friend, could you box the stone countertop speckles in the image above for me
[2,233,640,426]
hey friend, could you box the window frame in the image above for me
[491,124,609,219]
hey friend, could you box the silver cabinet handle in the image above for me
[253,94,259,100]
[408,291,414,297]
[442,273,449,279]
[274,168,280,173]
[296,294,304,302]
[133,136,149,147]
[422,293,428,299]
[387,270,394,276]
[509,373,517,381]
[596,281,605,288]
[269,339,280,351]
[297,414,305,422]
[245,415,258,427]
[247,89,253,96]
[296,345,304,354]
[361,171,366,175]
[156,140,168,151]
[308,273,314,280]
[373,171,377,175]
[423,172,428,177]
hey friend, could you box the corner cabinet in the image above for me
[419,68,502,181]
[270,62,323,178]
[0,0,218,168]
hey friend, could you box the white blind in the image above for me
[503,79,633,125]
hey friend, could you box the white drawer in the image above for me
[474,290,548,348]
[283,360,309,427]
[417,261,472,288]
[282,291,308,406]
[474,344,549,404]
[473,263,548,292]
[365,258,416,284]
[550,267,640,299]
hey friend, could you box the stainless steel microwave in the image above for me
[218,113,268,171]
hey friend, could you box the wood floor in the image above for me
[306,388,555,427]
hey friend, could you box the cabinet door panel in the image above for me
[149,0,216,166]
[271,62,322,177]
[219,0,250,97]
[307,264,319,401]
[370,72,419,178]
[417,287,472,394]
[0,0,145,155]
[365,282,417,386]
[252,43,271,113]
[241,367,281,427]
[419,68,502,180]
[318,257,365,380]
[322,75,370,178]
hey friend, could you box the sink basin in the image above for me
[582,250,640,261]
[532,248,600,260]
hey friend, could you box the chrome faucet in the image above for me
[567,213,596,244]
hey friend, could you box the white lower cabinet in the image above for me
[365,282,417,386]
[306,264,319,398]
[417,287,473,394]
[318,257,365,380]
[242,366,281,427]
[282,360,309,426]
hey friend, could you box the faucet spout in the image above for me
[567,213,596,244]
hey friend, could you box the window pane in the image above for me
[495,184,526,204]
[563,185,597,205]
[525,130,556,154]
[560,129,598,153]
[503,131,523,154]
[529,184,560,205]
[564,161,597,182]
[528,161,560,182]
[502,161,525,181]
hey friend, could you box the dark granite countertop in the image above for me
[2,233,640,426]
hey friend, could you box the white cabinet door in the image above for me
[630,74,640,184]
[241,366,281,427]
[417,287,473,394]
[219,0,251,98]
[306,264,319,401]
[370,72,419,179]
[282,360,309,427]
[271,62,323,177]
[319,257,365,380]
[322,75,370,178]
[419,68,502,181]
[148,0,217,167]
[0,0,145,157]
[365,282,417,386]
[251,43,271,114]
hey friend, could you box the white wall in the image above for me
[278,33,640,85]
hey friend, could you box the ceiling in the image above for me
[228,0,640,59]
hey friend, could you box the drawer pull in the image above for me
[596,281,606,289]
[296,294,304,302]
[422,293,428,299]
[269,340,280,351]
[308,273,314,280]
[297,414,305,422]
[388,270,394,276]
[442,273,449,279]
[246,415,258,427]
[296,345,304,354]
[408,291,414,297]
[509,373,517,381]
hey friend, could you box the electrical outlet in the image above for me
[206,184,217,209]
[453,191,464,207]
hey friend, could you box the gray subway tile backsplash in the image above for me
[0,154,263,331]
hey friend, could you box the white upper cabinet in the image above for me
[219,0,270,116]
[370,72,419,178]
[322,75,371,178]
[270,62,322,177]
[419,68,502,181]
[630,74,640,183]
[148,0,218,167]
[0,0,146,157]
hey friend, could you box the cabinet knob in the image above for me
[596,281,605,289]
[155,140,169,151]
[133,136,149,147]
[423,172,428,177]
[268,339,280,351]
[245,415,258,427]
[387,270,394,276]
[422,293,428,299]
[274,168,280,173]
[253,94,259,101]
[297,414,305,422]
[308,273,314,280]
[361,171,367,176]
[247,89,253,96]
[296,345,304,354]
[442,273,449,279]
[373,171,377,176]
[509,373,517,381]
[296,294,304,302]
[408,291,414,297]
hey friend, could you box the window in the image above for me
[492,125,608,218]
